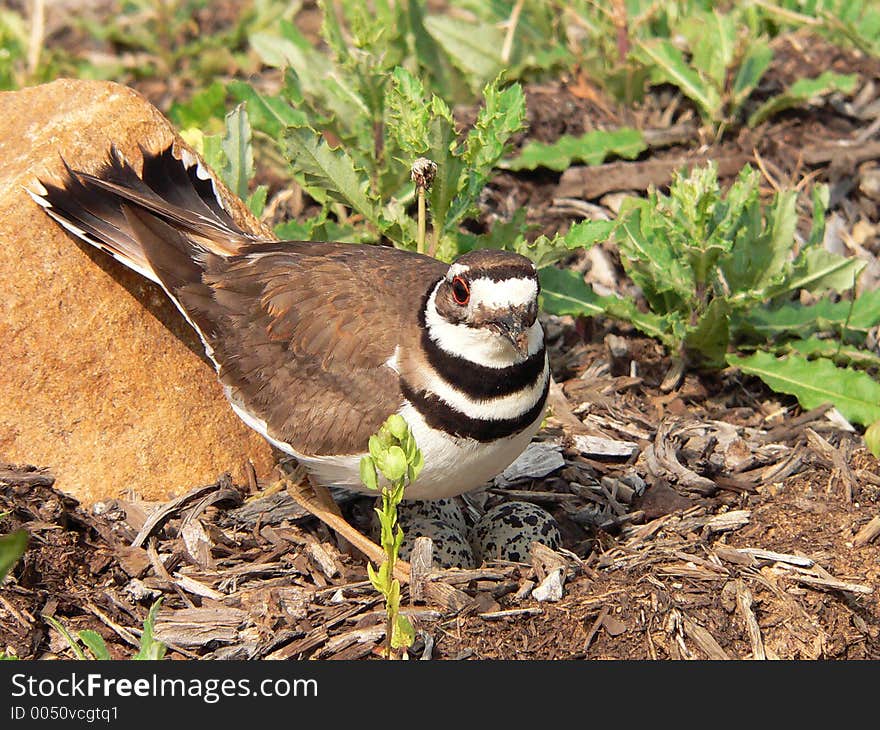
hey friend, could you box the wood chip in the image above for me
[305,542,340,579]
[778,570,873,595]
[681,615,730,660]
[736,548,814,567]
[735,580,765,660]
[572,434,639,459]
[853,516,880,547]
[409,536,433,604]
[172,572,225,600]
[478,607,543,620]
[494,441,565,486]
[154,607,248,648]
[532,569,564,602]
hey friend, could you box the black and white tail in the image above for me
[28,145,257,284]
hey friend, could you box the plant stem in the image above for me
[417,186,426,255]
[501,0,525,65]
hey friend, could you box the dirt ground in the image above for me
[2,9,880,659]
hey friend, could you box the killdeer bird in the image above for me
[30,145,549,572]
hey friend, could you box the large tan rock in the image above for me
[0,79,276,503]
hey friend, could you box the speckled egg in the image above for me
[397,516,475,569]
[398,498,468,535]
[469,501,562,565]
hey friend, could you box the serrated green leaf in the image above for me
[387,66,431,156]
[0,530,27,583]
[774,247,864,299]
[737,289,880,341]
[283,125,377,220]
[77,630,111,661]
[748,71,859,127]
[774,336,880,369]
[727,351,880,426]
[445,79,525,231]
[503,127,646,172]
[513,219,614,269]
[539,267,678,348]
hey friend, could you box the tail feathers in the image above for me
[29,145,258,284]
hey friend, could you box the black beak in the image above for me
[495,315,531,359]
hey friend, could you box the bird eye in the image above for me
[451,276,470,306]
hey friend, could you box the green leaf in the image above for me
[748,71,859,127]
[246,185,268,218]
[391,613,415,650]
[737,289,880,341]
[684,298,731,367]
[775,336,880,369]
[77,630,111,661]
[727,351,880,426]
[865,420,880,459]
[169,81,227,129]
[379,445,407,483]
[635,39,720,121]
[282,125,377,220]
[0,530,27,583]
[45,616,88,660]
[518,219,615,269]
[769,248,864,301]
[539,267,678,348]
[133,599,167,661]
[386,414,408,441]
[446,79,526,230]
[731,41,773,110]
[201,134,225,177]
[228,81,308,138]
[367,561,384,593]
[359,456,379,491]
[503,128,646,172]
[424,15,504,89]
[220,104,254,201]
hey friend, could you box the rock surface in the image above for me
[0,79,276,503]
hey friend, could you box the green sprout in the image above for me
[359,414,424,659]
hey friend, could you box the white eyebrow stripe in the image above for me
[468,276,538,309]
[446,263,470,280]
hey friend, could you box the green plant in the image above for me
[236,56,527,258]
[46,598,166,660]
[359,415,424,660]
[541,162,880,425]
[632,8,774,133]
[502,127,647,172]
[0,522,27,585]
[753,0,880,56]
[80,0,284,83]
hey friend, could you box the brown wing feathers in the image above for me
[35,145,449,457]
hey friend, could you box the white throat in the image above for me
[423,280,543,368]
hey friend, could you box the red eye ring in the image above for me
[451,276,470,306]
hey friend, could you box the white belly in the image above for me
[289,400,545,500]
